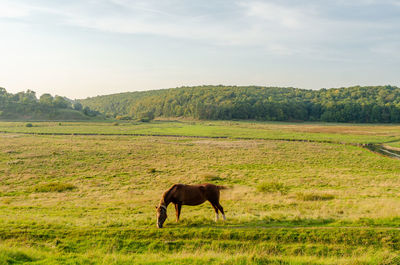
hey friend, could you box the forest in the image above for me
[80,85,400,123]
[0,87,100,120]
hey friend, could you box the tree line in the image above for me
[0,87,100,120]
[80,85,400,123]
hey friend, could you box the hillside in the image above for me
[0,87,102,121]
[80,85,400,123]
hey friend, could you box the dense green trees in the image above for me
[80,85,400,123]
[3,85,399,122]
[0,88,100,120]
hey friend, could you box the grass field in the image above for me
[386,141,400,149]
[1,120,400,264]
[1,120,400,144]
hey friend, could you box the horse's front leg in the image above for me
[175,203,182,222]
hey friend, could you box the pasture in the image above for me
[1,120,400,264]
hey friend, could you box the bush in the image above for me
[136,111,155,122]
[257,182,290,194]
[296,192,335,201]
[33,182,77,193]
[139,117,151,122]
[203,174,224,182]
[0,249,36,263]
[148,168,157,173]
[73,102,83,111]
[25,123,33,127]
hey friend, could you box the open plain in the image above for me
[1,121,400,264]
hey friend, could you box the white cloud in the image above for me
[1,0,399,60]
[48,0,315,53]
[370,42,400,59]
[238,1,311,29]
[0,1,30,18]
[0,0,399,96]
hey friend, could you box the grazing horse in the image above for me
[156,183,226,228]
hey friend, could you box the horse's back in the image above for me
[171,183,220,205]
[191,183,221,202]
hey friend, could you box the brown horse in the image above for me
[156,183,226,228]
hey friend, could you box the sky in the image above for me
[0,0,399,99]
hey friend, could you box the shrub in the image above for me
[0,249,36,263]
[296,192,335,201]
[139,117,151,122]
[73,102,83,111]
[136,111,155,122]
[25,123,33,127]
[203,174,224,182]
[148,168,157,173]
[257,182,290,194]
[33,182,77,193]
[112,122,119,126]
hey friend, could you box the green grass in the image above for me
[1,120,400,263]
[386,141,400,149]
[257,182,290,194]
[1,120,400,144]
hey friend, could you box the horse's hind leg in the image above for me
[175,203,182,222]
[209,202,219,222]
[216,203,226,221]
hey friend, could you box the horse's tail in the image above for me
[217,185,228,190]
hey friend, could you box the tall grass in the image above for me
[33,182,77,192]
[257,182,290,194]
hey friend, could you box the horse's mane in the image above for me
[160,184,177,205]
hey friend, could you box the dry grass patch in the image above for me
[192,139,262,149]
[296,192,335,201]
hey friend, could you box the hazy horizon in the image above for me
[1,0,399,99]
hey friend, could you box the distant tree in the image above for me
[17,90,37,104]
[73,102,83,111]
[0,87,6,107]
[78,85,400,123]
[137,110,155,122]
[53,96,70,109]
[0,87,102,120]
[83,106,90,115]
[39,94,53,106]
[83,106,99,117]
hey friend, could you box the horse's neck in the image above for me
[160,184,177,207]
[160,192,172,207]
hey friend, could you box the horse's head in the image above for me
[156,205,167,228]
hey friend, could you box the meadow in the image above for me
[1,120,400,264]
